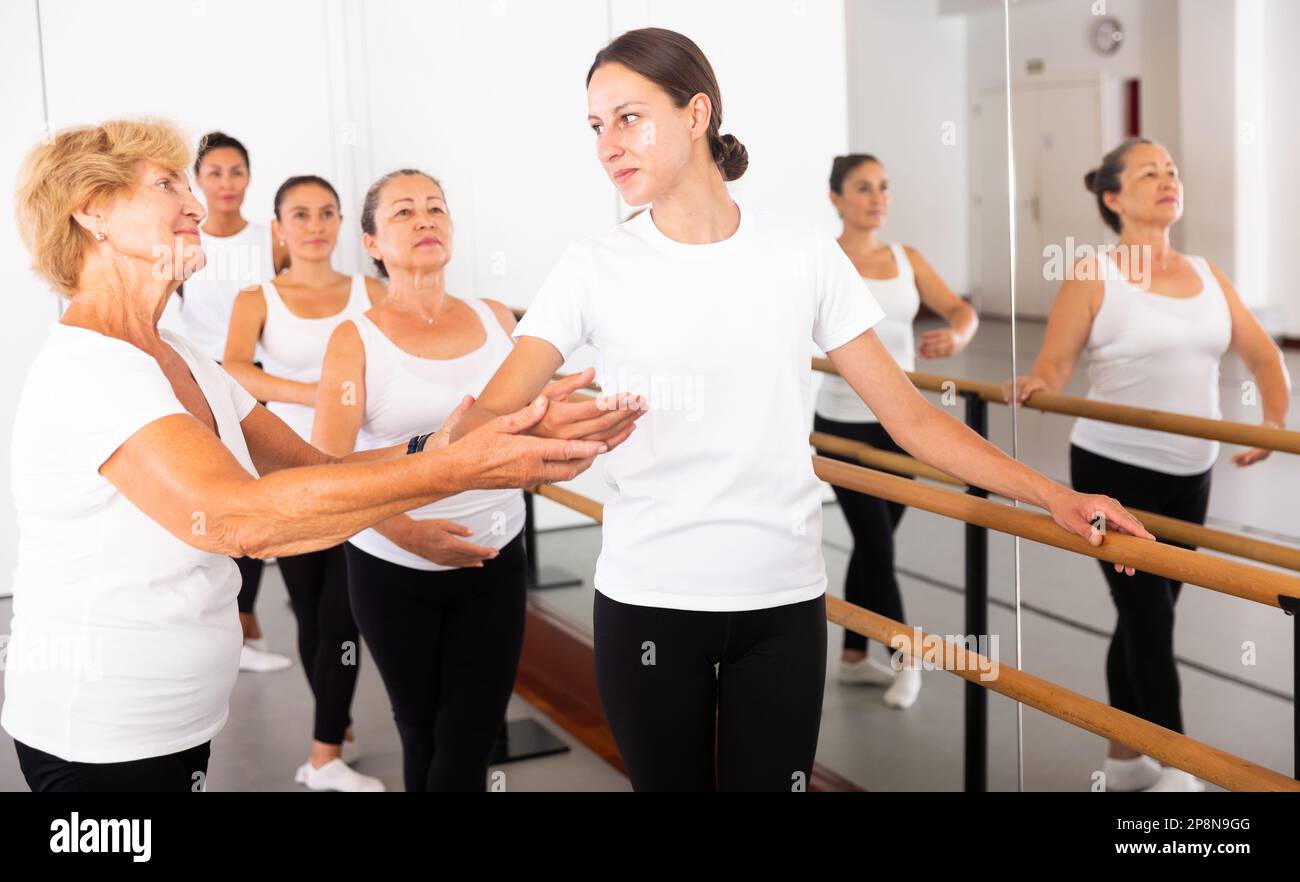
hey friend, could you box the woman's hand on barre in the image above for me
[1042,485,1156,576]
[1231,418,1284,467]
[1001,374,1051,405]
[530,367,646,449]
[439,393,609,490]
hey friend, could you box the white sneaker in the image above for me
[837,656,897,686]
[883,665,922,709]
[1102,755,1163,791]
[239,642,293,673]
[341,736,361,765]
[1143,767,1205,792]
[294,759,385,792]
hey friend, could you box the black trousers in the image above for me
[235,555,264,615]
[14,739,211,792]
[343,533,528,792]
[593,590,827,792]
[1069,444,1213,734]
[812,414,912,652]
[278,544,360,744]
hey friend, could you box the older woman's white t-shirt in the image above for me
[513,204,884,612]
[2,323,258,763]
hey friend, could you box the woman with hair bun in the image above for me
[814,153,978,711]
[450,28,1155,791]
[1004,138,1289,792]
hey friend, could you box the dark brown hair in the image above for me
[273,175,340,220]
[359,169,444,278]
[829,154,880,194]
[587,28,748,182]
[1084,138,1152,234]
[194,131,249,176]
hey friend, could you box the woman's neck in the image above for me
[837,224,884,256]
[649,165,738,244]
[202,210,248,238]
[1118,223,1176,269]
[381,266,450,323]
[63,259,175,350]
[277,256,343,289]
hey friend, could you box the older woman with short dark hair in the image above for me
[1,118,639,792]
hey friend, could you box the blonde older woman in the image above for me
[1,119,639,792]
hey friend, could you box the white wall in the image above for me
[0,1,61,597]
[1265,0,1300,338]
[845,0,970,295]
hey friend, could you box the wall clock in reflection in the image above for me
[1091,16,1125,55]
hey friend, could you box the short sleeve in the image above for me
[512,242,595,360]
[811,232,885,353]
[219,364,258,420]
[72,344,187,472]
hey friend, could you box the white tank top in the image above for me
[815,243,920,422]
[1069,255,1231,475]
[183,221,275,361]
[261,274,371,442]
[347,297,526,570]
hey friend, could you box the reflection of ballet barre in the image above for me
[812,357,1300,455]
[527,479,1300,792]
[811,430,1300,579]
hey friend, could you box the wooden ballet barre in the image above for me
[524,482,1300,792]
[825,595,1300,792]
[814,455,1300,612]
[810,430,1300,577]
[811,357,1300,456]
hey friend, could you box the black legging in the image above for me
[593,590,827,792]
[14,738,211,792]
[235,555,264,615]
[343,533,528,792]
[1069,444,1212,734]
[812,413,913,653]
[277,544,359,745]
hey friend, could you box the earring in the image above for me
[95,217,106,241]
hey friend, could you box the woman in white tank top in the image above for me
[223,175,385,793]
[1005,139,1290,792]
[814,154,979,710]
[312,170,530,792]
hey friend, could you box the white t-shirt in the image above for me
[513,203,884,611]
[3,323,258,763]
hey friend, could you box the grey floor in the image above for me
[1,317,1295,791]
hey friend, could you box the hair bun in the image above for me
[1083,168,1100,193]
[713,133,749,182]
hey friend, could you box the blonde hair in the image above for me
[15,118,193,296]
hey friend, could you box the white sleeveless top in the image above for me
[347,296,526,570]
[1069,255,1231,475]
[815,243,920,423]
[183,220,275,361]
[260,274,371,442]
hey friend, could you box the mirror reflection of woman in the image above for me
[1004,139,1290,792]
[814,154,978,710]
[223,175,386,791]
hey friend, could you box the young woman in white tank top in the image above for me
[813,154,979,711]
[224,175,385,793]
[188,132,291,676]
[1005,139,1289,792]
[311,170,532,792]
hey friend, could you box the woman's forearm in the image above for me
[888,403,1061,509]
[218,451,461,558]
[225,360,315,406]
